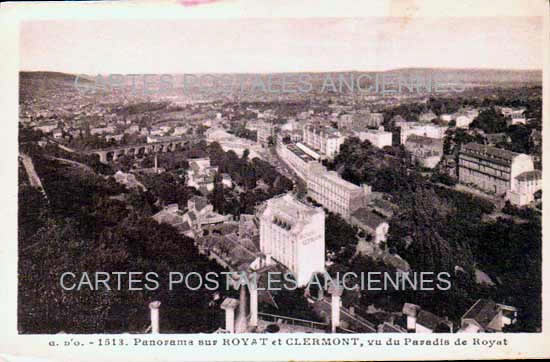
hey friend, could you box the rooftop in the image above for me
[262,193,324,232]
[405,134,443,146]
[351,208,386,230]
[516,169,542,182]
[462,298,500,329]
[461,142,520,162]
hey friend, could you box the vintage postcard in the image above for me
[0,0,548,360]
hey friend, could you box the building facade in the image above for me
[306,162,370,220]
[257,120,276,146]
[259,193,326,286]
[357,129,392,148]
[404,135,444,169]
[507,170,542,206]
[275,142,316,180]
[399,123,447,144]
[458,143,535,196]
[302,124,345,159]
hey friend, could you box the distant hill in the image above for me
[382,68,541,85]
[19,68,541,95]
[20,71,93,83]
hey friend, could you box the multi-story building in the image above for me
[404,135,443,169]
[257,120,276,146]
[186,158,219,192]
[357,129,392,148]
[399,123,447,144]
[339,111,384,131]
[507,170,542,206]
[454,109,478,128]
[338,113,354,129]
[306,162,371,220]
[276,142,316,180]
[458,143,536,197]
[259,193,326,286]
[302,124,345,159]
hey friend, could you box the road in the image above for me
[20,153,47,199]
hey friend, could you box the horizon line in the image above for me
[18,66,543,75]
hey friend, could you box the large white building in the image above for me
[276,142,316,180]
[399,123,448,144]
[307,162,370,220]
[357,129,392,148]
[259,193,326,286]
[459,143,541,205]
[454,109,478,128]
[507,170,542,206]
[302,124,345,159]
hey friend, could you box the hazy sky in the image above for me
[20,17,543,73]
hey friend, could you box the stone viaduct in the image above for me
[87,138,191,163]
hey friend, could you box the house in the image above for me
[350,111,384,130]
[459,299,517,333]
[507,115,526,126]
[90,126,115,135]
[453,109,478,128]
[402,303,453,333]
[350,208,389,244]
[399,123,447,144]
[404,135,443,169]
[52,128,63,139]
[173,126,188,136]
[391,115,408,127]
[106,133,124,142]
[113,171,146,191]
[221,173,233,188]
[356,129,392,148]
[499,107,525,118]
[186,158,219,192]
[369,198,397,219]
[440,114,453,122]
[35,122,58,133]
[125,125,140,134]
[507,169,542,206]
[485,133,510,146]
[418,111,437,123]
[152,204,193,238]
[150,126,165,136]
[181,196,232,236]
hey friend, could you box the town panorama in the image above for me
[18,68,542,334]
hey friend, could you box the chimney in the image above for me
[328,284,343,333]
[235,284,248,333]
[154,154,158,174]
[407,315,417,331]
[149,301,161,334]
[220,298,239,333]
[249,285,258,328]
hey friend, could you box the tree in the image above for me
[470,107,507,133]
[325,212,358,255]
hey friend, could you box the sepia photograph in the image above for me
[2,0,549,361]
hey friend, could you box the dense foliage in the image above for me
[328,137,541,330]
